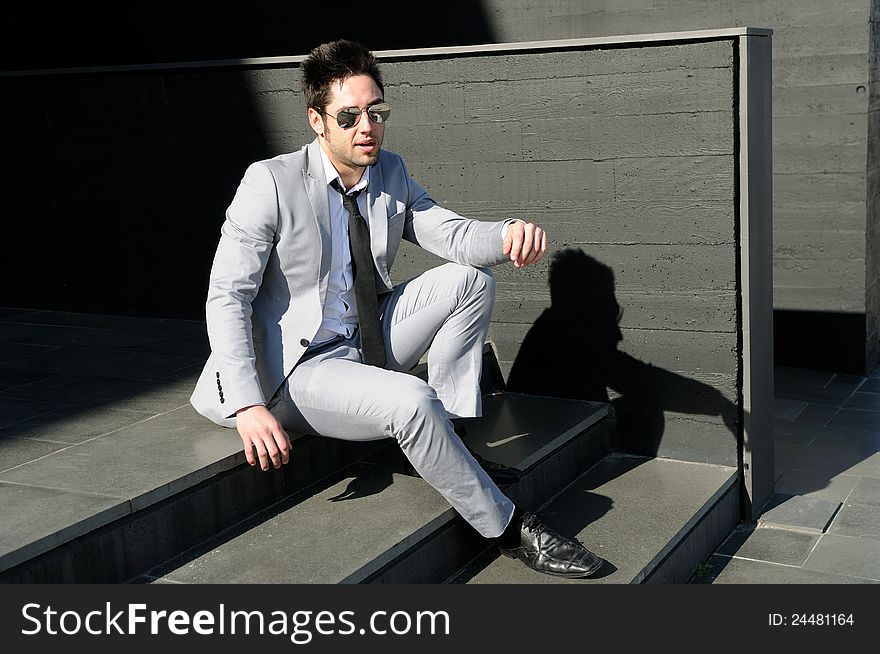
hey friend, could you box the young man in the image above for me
[191,40,605,579]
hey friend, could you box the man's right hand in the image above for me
[235,404,291,471]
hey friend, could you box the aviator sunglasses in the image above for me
[324,102,391,129]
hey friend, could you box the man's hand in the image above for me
[502,220,548,269]
[235,404,291,471]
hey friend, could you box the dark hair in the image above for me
[300,40,384,112]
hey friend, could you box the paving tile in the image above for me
[841,392,880,412]
[793,403,838,426]
[825,408,880,434]
[774,469,859,503]
[0,481,129,571]
[828,501,880,539]
[0,437,69,472]
[0,343,58,365]
[0,405,241,510]
[774,366,835,389]
[789,441,880,478]
[774,398,807,421]
[692,554,877,584]
[0,398,63,429]
[848,477,880,506]
[775,381,859,407]
[759,493,841,533]
[140,336,210,359]
[773,418,822,443]
[0,323,182,350]
[804,534,880,581]
[0,309,34,320]
[0,404,152,444]
[1,375,193,414]
[717,524,819,566]
[0,369,55,392]
[1,347,199,382]
[773,437,810,473]
[814,425,880,450]
[18,310,205,336]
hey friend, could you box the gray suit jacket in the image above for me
[191,139,510,425]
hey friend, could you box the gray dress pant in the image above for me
[269,262,515,538]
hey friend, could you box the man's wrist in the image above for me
[501,219,524,240]
[235,403,267,416]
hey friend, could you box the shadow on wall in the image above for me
[506,248,738,457]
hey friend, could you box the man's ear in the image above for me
[307,107,325,137]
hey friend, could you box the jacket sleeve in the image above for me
[398,156,511,267]
[205,162,279,416]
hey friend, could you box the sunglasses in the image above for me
[324,102,391,129]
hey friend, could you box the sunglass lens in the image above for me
[368,103,391,124]
[337,109,361,129]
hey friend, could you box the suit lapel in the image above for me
[303,140,332,301]
[366,160,392,289]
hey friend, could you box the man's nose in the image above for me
[356,109,373,132]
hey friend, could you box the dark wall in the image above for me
[0,1,496,71]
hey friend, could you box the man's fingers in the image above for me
[518,224,534,264]
[243,439,257,466]
[251,438,270,471]
[274,428,291,465]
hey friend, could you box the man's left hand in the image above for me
[503,220,548,268]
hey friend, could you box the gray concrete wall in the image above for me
[383,40,741,466]
[0,35,754,468]
[477,0,874,371]
[868,0,880,371]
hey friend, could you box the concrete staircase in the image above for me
[0,346,738,584]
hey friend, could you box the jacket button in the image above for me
[220,398,225,404]
[300,338,309,347]
[216,372,220,378]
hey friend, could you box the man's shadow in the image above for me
[506,248,738,457]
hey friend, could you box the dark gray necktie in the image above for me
[330,180,386,367]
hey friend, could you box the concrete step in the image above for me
[146,393,613,584]
[458,454,739,584]
[0,344,508,583]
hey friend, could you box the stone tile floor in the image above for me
[693,365,880,583]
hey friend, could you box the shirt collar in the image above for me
[319,144,370,194]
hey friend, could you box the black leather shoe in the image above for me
[498,512,605,578]
[454,424,522,485]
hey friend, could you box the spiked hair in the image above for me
[300,40,384,112]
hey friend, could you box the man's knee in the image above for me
[385,377,445,443]
[448,263,495,305]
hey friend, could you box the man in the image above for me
[191,39,604,579]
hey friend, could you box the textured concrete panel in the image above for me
[465,67,733,119]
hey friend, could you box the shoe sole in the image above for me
[500,550,606,579]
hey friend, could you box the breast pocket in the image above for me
[387,211,405,229]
